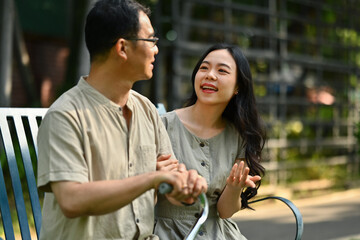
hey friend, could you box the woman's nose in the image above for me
[206,70,217,80]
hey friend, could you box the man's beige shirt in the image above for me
[37,77,173,240]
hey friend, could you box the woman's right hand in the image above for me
[156,154,179,171]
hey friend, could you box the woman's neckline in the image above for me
[173,110,227,141]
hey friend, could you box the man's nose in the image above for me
[154,45,159,55]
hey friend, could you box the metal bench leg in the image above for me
[249,196,304,240]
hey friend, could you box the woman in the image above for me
[155,43,266,239]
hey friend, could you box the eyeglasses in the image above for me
[126,37,159,47]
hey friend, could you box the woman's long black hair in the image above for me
[185,43,267,209]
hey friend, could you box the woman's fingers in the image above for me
[156,161,178,171]
[178,163,187,173]
[250,175,261,182]
[186,170,197,194]
[157,154,171,162]
[248,175,261,187]
[192,175,207,197]
[156,154,179,171]
[229,163,238,181]
[229,161,245,182]
[241,167,250,181]
[227,161,261,189]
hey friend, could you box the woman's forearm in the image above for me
[217,185,243,219]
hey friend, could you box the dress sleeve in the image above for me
[236,132,246,159]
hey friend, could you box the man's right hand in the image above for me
[156,163,208,205]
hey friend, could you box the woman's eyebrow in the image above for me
[202,60,232,69]
[218,63,232,69]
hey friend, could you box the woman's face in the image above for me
[194,49,238,106]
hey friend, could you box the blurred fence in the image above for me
[143,0,360,186]
[3,0,359,188]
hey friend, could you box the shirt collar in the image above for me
[77,76,134,112]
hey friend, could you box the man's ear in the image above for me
[114,38,128,60]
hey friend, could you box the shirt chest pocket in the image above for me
[134,144,157,174]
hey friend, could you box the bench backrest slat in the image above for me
[0,149,15,240]
[1,110,30,239]
[0,108,47,240]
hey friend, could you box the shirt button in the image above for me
[194,213,200,218]
[201,161,206,166]
[199,231,204,236]
[199,142,205,147]
[129,163,132,167]
[136,218,140,223]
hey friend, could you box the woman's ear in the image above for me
[114,38,128,60]
[234,87,239,95]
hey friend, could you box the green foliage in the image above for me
[354,122,360,155]
[286,164,348,185]
[15,0,70,38]
[236,36,250,49]
[322,9,336,24]
[254,84,267,97]
[272,149,349,186]
[0,149,5,168]
[318,106,333,120]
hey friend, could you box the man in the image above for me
[37,0,207,239]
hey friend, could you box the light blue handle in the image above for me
[158,182,173,194]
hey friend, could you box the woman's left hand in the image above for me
[226,161,261,189]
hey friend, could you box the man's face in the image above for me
[126,11,159,81]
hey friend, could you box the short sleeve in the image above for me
[37,109,88,192]
[236,133,246,159]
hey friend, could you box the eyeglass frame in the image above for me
[113,37,159,47]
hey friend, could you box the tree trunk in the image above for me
[62,0,94,95]
[0,0,14,106]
